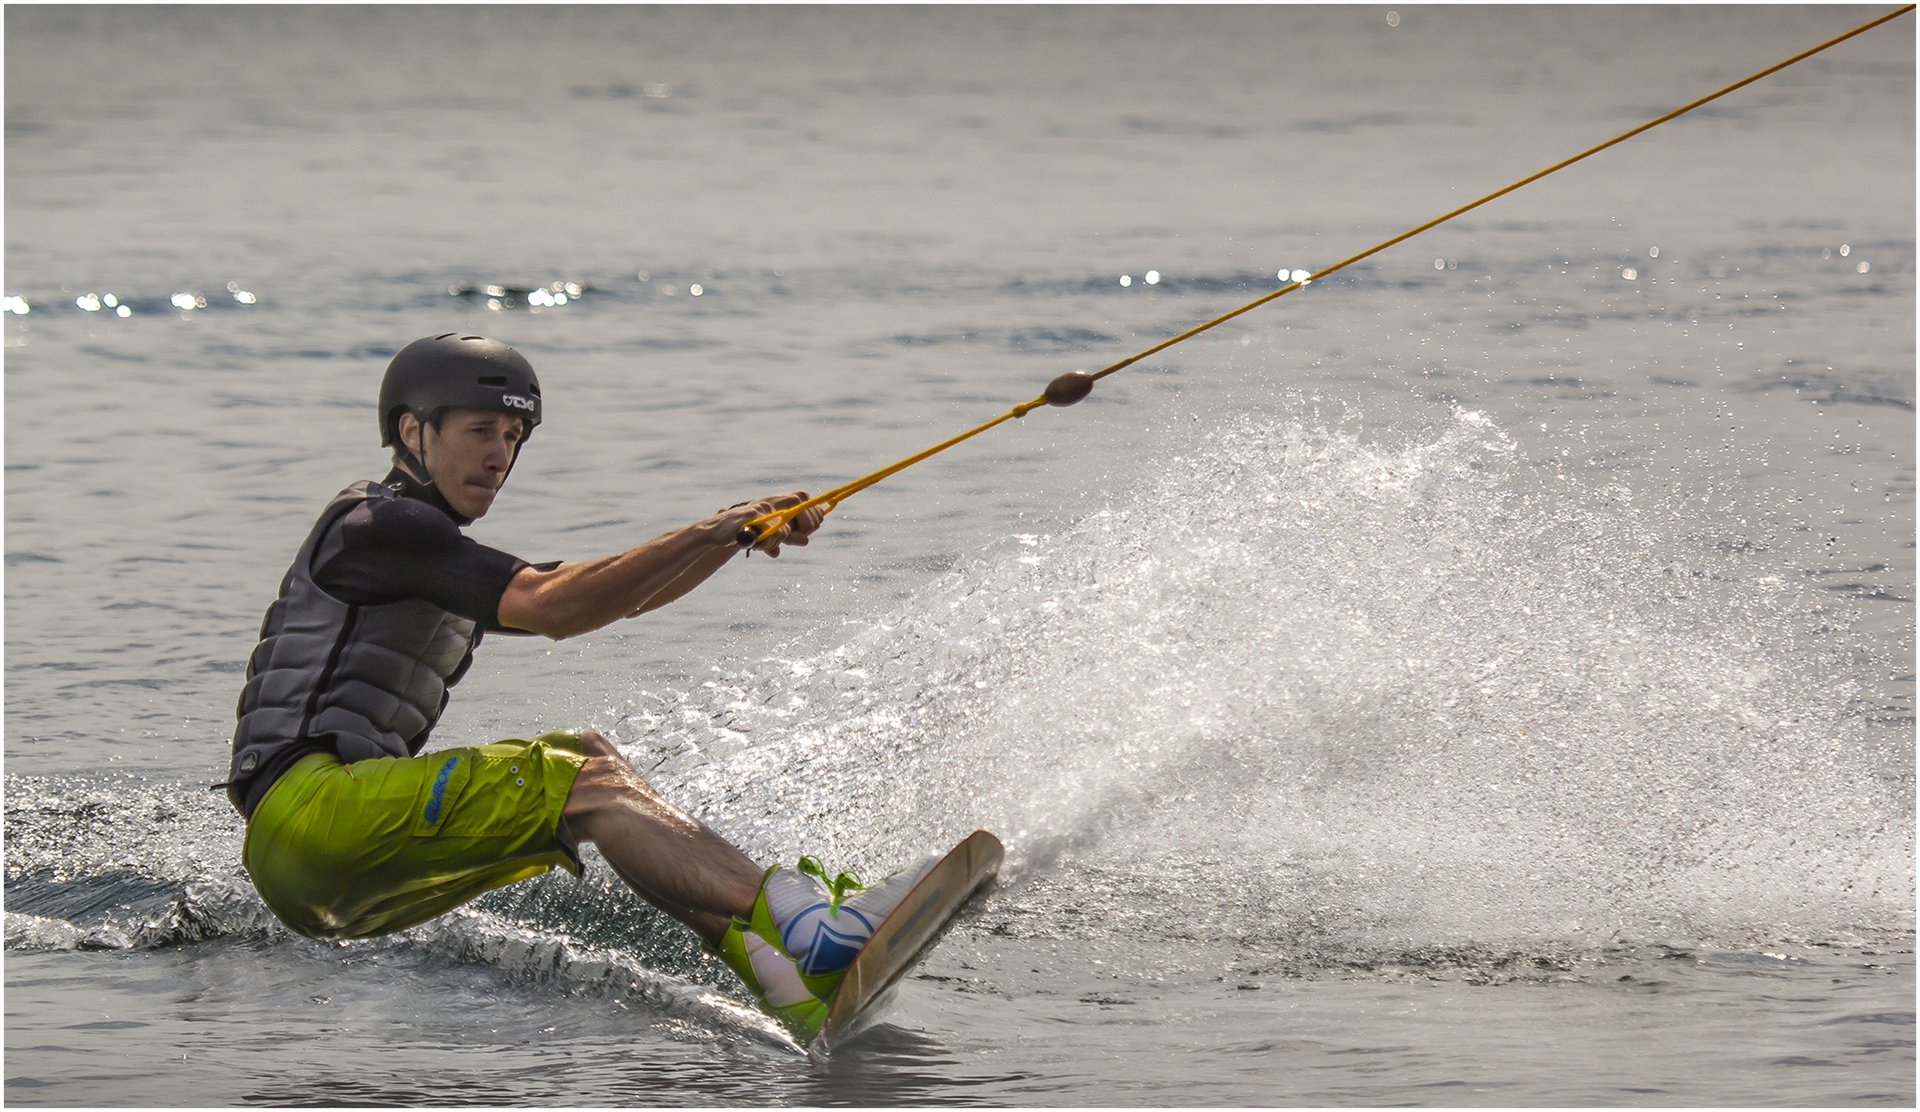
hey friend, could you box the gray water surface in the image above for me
[5,6,1913,1105]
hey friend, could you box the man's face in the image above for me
[401,407,526,520]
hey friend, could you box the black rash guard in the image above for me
[312,468,535,631]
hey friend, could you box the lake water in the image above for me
[4,5,1914,1105]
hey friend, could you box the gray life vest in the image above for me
[226,480,483,817]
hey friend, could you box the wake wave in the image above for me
[2,777,785,1046]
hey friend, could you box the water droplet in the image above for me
[690,284,704,296]
[1291,269,1310,283]
[116,305,131,318]
[1145,270,1160,285]
[77,293,102,312]
[1386,10,1400,26]
[637,270,651,282]
[1119,275,1132,287]
[1856,261,1869,274]
[1622,268,1638,280]
[1434,258,1446,270]
[1648,246,1659,258]
[3,296,29,315]
[1839,244,1851,257]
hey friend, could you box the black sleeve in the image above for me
[313,497,530,631]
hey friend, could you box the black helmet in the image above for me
[379,333,542,449]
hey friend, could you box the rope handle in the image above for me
[732,371,1095,547]
[734,494,840,548]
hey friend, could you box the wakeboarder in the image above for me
[223,333,932,1040]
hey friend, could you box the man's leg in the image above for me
[559,731,943,1041]
[560,730,762,943]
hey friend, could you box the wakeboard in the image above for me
[814,828,1003,1051]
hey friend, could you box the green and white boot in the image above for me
[712,854,935,1041]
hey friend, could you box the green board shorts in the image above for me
[242,731,589,940]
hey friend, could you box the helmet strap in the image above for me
[397,412,436,490]
[395,443,427,482]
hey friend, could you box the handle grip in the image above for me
[732,497,831,549]
[735,512,787,548]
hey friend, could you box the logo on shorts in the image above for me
[423,756,458,824]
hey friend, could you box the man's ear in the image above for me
[397,411,423,456]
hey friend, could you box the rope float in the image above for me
[738,4,1915,548]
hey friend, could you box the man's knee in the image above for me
[578,729,622,761]
[563,755,627,818]
[562,753,668,825]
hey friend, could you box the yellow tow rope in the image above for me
[738,4,1915,548]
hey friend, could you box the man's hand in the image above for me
[714,491,825,558]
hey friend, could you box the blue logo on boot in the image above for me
[783,904,876,975]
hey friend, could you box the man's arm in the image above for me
[497,491,822,640]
